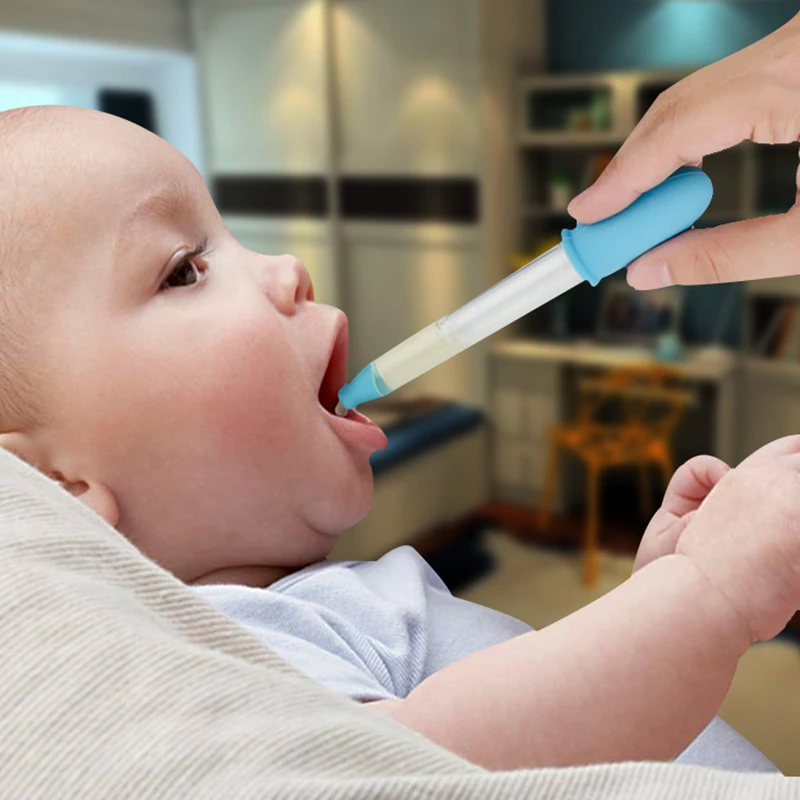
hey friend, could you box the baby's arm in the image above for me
[373,439,800,770]
[372,552,748,770]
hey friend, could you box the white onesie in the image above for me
[194,545,779,773]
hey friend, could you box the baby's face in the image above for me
[4,108,386,584]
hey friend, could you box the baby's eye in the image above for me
[160,255,207,291]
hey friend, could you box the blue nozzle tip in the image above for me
[338,363,390,410]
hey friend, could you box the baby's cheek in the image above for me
[96,317,298,454]
[188,322,306,454]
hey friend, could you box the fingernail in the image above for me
[567,189,591,214]
[627,260,673,290]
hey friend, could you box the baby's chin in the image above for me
[317,457,376,537]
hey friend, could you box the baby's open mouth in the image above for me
[316,313,388,451]
[318,317,348,415]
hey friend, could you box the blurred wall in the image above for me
[192,0,338,312]
[549,0,798,73]
[0,31,204,174]
[0,0,189,50]
[0,0,201,170]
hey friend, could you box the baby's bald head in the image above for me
[0,106,58,433]
[0,105,201,435]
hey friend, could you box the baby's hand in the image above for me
[633,455,730,573]
[676,436,800,643]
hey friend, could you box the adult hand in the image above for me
[567,12,800,290]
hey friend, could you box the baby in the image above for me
[1,106,797,773]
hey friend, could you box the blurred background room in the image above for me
[1,0,799,774]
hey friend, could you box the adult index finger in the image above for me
[568,86,752,224]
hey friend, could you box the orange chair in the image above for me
[539,365,695,586]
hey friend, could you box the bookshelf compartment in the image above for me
[525,86,612,135]
[757,142,798,215]
[635,80,672,118]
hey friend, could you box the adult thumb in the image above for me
[626,212,800,289]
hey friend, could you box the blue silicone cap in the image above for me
[338,362,391,410]
[560,166,713,287]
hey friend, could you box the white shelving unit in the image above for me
[519,132,627,148]
[740,274,800,459]
[516,69,686,261]
[515,69,798,261]
[746,275,800,301]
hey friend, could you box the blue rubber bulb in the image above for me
[561,166,713,286]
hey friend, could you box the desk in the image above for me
[489,338,738,509]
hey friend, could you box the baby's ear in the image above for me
[0,431,120,528]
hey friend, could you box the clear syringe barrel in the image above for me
[340,167,714,410]
[372,244,581,392]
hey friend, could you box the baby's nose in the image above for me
[262,254,314,314]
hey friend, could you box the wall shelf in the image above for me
[521,206,572,219]
[745,275,800,299]
[519,133,626,147]
[698,211,744,223]
[742,357,800,380]
[517,69,690,262]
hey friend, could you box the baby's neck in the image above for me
[188,564,297,589]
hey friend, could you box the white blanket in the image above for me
[0,447,796,798]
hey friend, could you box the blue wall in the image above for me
[549,0,799,73]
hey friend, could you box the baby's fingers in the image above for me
[633,455,730,572]
[660,455,730,518]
